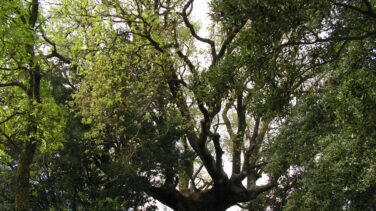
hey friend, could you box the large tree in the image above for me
[51,0,375,210]
[0,0,374,210]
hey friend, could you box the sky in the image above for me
[193,0,211,37]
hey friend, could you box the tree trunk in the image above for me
[15,141,37,211]
[165,189,232,211]
[15,65,41,210]
[150,180,252,211]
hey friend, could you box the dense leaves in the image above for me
[267,39,376,211]
[0,0,375,210]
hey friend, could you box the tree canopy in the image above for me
[0,0,375,210]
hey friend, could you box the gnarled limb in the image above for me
[180,0,216,60]
[214,19,247,64]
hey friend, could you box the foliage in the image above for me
[267,39,376,210]
[0,0,375,210]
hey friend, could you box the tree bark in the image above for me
[149,178,272,211]
[14,1,40,209]
[15,70,41,210]
[15,141,37,211]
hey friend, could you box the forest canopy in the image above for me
[0,0,375,210]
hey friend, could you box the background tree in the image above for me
[0,1,68,210]
[267,36,376,211]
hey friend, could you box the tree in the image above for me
[54,0,375,210]
[1,0,374,210]
[267,36,376,211]
[0,1,67,210]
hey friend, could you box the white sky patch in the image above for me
[191,0,212,69]
[192,0,211,38]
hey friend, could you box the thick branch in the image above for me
[246,182,274,200]
[232,117,260,181]
[222,99,235,138]
[168,81,224,183]
[176,48,196,72]
[214,20,247,64]
[280,31,376,47]
[197,101,212,147]
[236,93,246,135]
[181,0,216,60]
[211,133,223,171]
[148,185,187,210]
[232,92,246,175]
[29,0,39,28]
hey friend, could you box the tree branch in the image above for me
[222,99,235,138]
[214,20,247,64]
[0,112,24,125]
[240,118,271,182]
[180,0,216,60]
[172,24,198,75]
[148,184,187,210]
[168,78,223,183]
[29,0,39,28]
[0,129,20,151]
[232,92,246,175]
[191,163,204,181]
[0,67,26,71]
[211,133,223,171]
[247,182,274,200]
[334,2,376,19]
[123,1,226,185]
[232,117,260,181]
[0,81,28,92]
[280,31,376,47]
[42,32,72,64]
